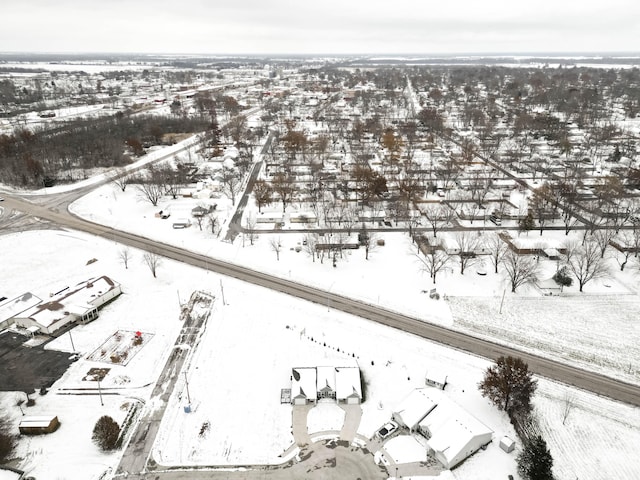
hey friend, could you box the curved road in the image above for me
[2,195,639,407]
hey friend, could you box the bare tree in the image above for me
[455,231,481,274]
[220,165,243,204]
[564,240,609,292]
[135,170,164,207]
[207,212,220,236]
[252,179,272,213]
[271,173,295,213]
[614,231,635,271]
[416,241,451,284]
[142,251,162,278]
[118,247,131,269]
[244,215,259,246]
[423,204,453,238]
[358,225,380,260]
[593,228,615,258]
[501,250,539,293]
[485,233,509,273]
[303,233,319,262]
[269,237,282,261]
[109,167,130,192]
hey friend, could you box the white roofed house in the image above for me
[291,367,317,405]
[316,366,337,400]
[392,388,440,431]
[418,399,493,469]
[0,292,43,331]
[335,367,362,404]
[12,276,122,335]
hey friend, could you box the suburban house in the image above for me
[392,388,493,469]
[18,415,60,435]
[317,366,337,400]
[335,367,363,404]
[419,400,493,469]
[291,367,317,405]
[291,366,362,405]
[12,276,122,335]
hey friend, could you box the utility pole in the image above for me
[97,377,104,406]
[68,330,76,352]
[220,279,226,305]
[184,372,192,404]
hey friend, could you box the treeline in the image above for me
[0,114,208,187]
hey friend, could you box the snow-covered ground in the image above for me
[1,150,640,479]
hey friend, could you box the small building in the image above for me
[500,436,516,453]
[425,371,448,390]
[172,218,192,229]
[19,415,60,435]
[335,367,362,404]
[291,367,317,405]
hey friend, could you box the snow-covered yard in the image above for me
[1,149,640,479]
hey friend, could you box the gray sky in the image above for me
[2,0,639,55]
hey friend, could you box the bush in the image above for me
[552,266,573,287]
[92,415,121,451]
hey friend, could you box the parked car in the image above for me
[376,421,398,439]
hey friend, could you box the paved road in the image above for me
[2,195,640,408]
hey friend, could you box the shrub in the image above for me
[92,416,121,451]
[552,266,573,287]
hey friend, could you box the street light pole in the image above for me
[68,330,76,352]
[97,377,104,406]
[184,372,192,405]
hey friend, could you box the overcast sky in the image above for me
[2,0,639,55]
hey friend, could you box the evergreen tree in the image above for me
[518,435,554,480]
[518,209,535,235]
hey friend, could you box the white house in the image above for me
[335,367,362,404]
[12,276,122,335]
[316,366,337,400]
[392,388,440,431]
[291,366,361,405]
[419,400,493,469]
[291,367,317,405]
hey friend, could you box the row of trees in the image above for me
[0,114,208,187]
[479,356,553,480]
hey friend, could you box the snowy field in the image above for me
[1,142,640,479]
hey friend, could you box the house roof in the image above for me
[291,367,316,400]
[0,292,42,322]
[335,367,361,400]
[316,366,336,393]
[393,388,440,429]
[423,401,493,468]
[16,276,118,328]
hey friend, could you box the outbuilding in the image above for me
[19,415,60,435]
[499,436,516,453]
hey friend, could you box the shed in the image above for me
[19,415,60,435]
[425,371,448,390]
[500,436,516,453]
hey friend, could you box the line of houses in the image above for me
[0,276,122,336]
[291,366,362,405]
